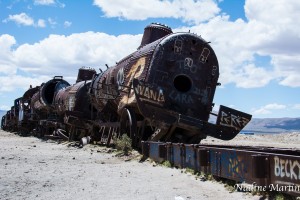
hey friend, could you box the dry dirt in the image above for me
[0,130,263,200]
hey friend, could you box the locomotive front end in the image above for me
[149,33,219,122]
[132,29,251,143]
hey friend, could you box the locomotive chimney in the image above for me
[76,67,97,83]
[139,23,173,48]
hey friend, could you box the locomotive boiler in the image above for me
[30,76,70,136]
[54,67,96,140]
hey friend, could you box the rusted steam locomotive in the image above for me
[1,23,252,147]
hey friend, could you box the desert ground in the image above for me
[0,130,266,200]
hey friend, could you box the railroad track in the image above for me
[141,141,300,197]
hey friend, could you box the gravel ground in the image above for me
[0,130,261,200]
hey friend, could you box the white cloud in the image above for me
[244,0,300,88]
[253,103,287,115]
[253,108,271,115]
[48,18,57,28]
[37,19,46,28]
[173,0,300,88]
[264,104,286,110]
[293,104,300,110]
[245,0,300,25]
[0,75,49,92]
[33,0,65,7]
[232,64,273,88]
[0,34,17,75]
[64,21,72,28]
[0,32,141,93]
[57,0,66,8]
[2,13,47,28]
[3,13,34,26]
[93,0,220,24]
[33,0,56,5]
[0,105,11,111]
[14,32,141,75]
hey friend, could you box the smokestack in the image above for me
[139,23,173,48]
[76,67,97,83]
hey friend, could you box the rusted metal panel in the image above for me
[216,105,252,132]
[143,141,300,196]
[148,142,167,163]
[169,143,185,168]
[206,148,270,186]
[269,154,300,196]
[141,141,150,157]
[197,148,210,174]
[252,154,270,179]
[184,144,197,169]
[139,23,172,48]
[76,67,96,83]
[54,81,92,120]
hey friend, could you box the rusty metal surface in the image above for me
[31,76,70,111]
[216,105,252,131]
[76,67,96,83]
[142,141,300,196]
[146,33,219,121]
[54,81,92,120]
[139,23,172,48]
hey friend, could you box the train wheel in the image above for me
[120,108,137,148]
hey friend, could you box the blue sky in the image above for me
[0,0,299,118]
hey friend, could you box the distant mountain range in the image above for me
[208,115,300,134]
[1,109,299,134]
[243,117,300,134]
